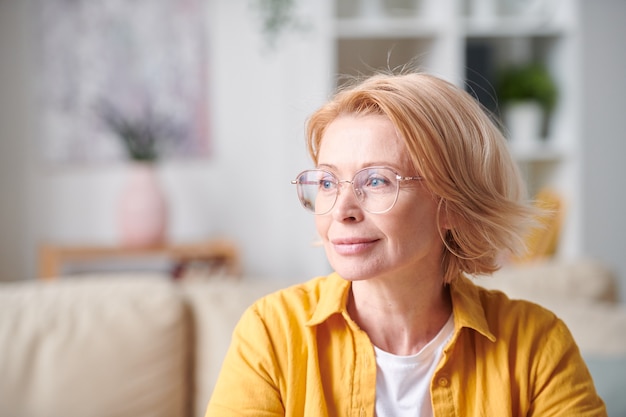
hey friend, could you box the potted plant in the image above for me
[98,102,178,162]
[496,63,558,149]
[98,102,178,248]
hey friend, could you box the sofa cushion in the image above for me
[0,275,190,417]
[474,258,618,304]
[180,278,286,417]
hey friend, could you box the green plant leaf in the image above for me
[497,63,558,113]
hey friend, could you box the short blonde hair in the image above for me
[306,72,537,283]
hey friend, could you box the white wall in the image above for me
[0,0,332,281]
[581,0,626,302]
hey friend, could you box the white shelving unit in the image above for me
[330,0,582,257]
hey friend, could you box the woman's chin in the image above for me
[329,262,380,282]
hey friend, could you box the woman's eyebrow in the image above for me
[317,162,400,169]
[316,163,336,170]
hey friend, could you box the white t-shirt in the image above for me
[374,314,455,417]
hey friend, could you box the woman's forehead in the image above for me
[317,114,415,173]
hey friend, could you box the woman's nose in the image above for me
[332,182,363,221]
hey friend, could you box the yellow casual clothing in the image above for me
[206,273,606,417]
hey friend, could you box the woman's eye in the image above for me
[320,176,336,190]
[366,176,388,188]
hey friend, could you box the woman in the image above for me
[206,73,605,416]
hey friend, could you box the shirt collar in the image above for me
[449,274,496,342]
[306,271,496,343]
[306,272,351,326]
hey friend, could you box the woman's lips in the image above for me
[331,238,379,255]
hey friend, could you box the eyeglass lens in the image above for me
[295,167,401,214]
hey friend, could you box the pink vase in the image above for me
[117,163,168,248]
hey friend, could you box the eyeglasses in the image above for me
[291,166,422,215]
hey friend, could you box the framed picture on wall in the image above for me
[36,0,210,164]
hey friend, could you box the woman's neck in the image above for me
[347,273,452,356]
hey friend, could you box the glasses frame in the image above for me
[291,166,422,215]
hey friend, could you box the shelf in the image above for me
[336,17,442,38]
[509,141,567,163]
[38,239,242,280]
[331,0,581,256]
[462,17,568,38]
[336,17,566,40]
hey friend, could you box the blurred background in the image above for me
[0,0,625,301]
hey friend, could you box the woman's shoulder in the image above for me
[454,274,566,339]
[481,281,561,326]
[247,273,350,326]
[457,273,556,315]
[452,276,580,366]
[478,280,580,352]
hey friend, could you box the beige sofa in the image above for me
[1,259,625,417]
[0,275,286,417]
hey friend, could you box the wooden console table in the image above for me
[38,239,241,280]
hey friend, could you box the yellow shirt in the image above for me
[206,273,606,417]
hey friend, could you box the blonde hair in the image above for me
[306,72,538,283]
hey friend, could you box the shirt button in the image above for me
[438,377,449,387]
